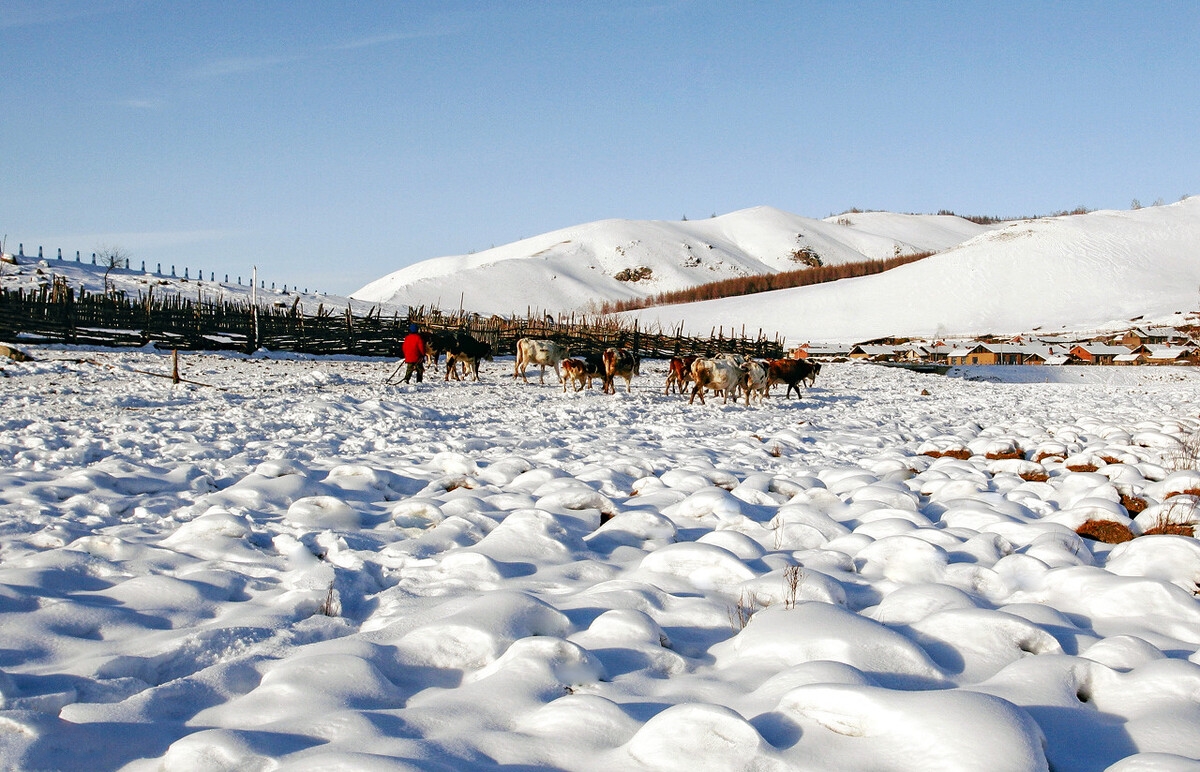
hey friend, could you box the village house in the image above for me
[1145,345,1200,365]
[792,344,852,359]
[1069,343,1132,365]
[916,342,954,363]
[947,343,1051,366]
[842,326,1196,368]
[1113,349,1148,366]
[947,344,998,365]
[848,344,902,361]
[1024,351,1072,366]
[1118,327,1179,348]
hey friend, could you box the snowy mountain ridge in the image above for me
[5,200,1198,347]
[623,198,1200,344]
[350,206,1000,315]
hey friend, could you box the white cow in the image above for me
[514,338,568,385]
[688,357,745,405]
[741,360,769,405]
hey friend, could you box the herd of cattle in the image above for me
[417,331,820,405]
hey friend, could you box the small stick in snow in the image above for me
[82,357,225,390]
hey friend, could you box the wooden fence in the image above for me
[0,283,787,361]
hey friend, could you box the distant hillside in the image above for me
[351,206,999,315]
[0,255,370,317]
[623,199,1200,344]
[10,201,1193,349]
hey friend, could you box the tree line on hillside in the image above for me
[593,251,936,315]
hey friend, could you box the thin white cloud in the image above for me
[117,97,166,110]
[184,54,298,80]
[0,1,123,30]
[328,27,454,51]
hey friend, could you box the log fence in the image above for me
[0,283,787,362]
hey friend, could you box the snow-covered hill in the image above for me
[351,207,998,315]
[626,199,1200,344]
[0,256,372,316]
[7,200,1197,348]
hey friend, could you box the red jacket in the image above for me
[402,333,426,364]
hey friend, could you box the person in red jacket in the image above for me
[401,323,427,383]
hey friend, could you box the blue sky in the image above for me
[3,1,1197,296]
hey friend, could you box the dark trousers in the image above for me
[402,361,424,383]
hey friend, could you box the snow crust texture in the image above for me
[3,350,1200,771]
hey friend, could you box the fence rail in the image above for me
[0,282,787,361]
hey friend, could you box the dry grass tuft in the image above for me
[923,449,972,460]
[1168,429,1200,472]
[728,592,761,631]
[783,566,803,610]
[1019,470,1050,483]
[317,583,341,617]
[1142,499,1197,537]
[1119,494,1148,514]
[1075,520,1135,544]
[986,449,1025,461]
[1143,522,1195,537]
[1066,463,1099,473]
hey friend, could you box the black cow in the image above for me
[444,332,493,381]
[422,330,458,368]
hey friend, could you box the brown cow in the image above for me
[562,353,606,392]
[602,348,638,394]
[766,358,820,399]
[663,355,697,395]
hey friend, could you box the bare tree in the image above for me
[96,244,131,297]
[95,244,131,269]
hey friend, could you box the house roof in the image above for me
[1072,343,1133,356]
[805,345,852,356]
[1146,345,1196,360]
[850,345,901,356]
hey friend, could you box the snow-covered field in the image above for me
[4,348,1200,771]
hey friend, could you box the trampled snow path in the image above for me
[3,349,1200,771]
